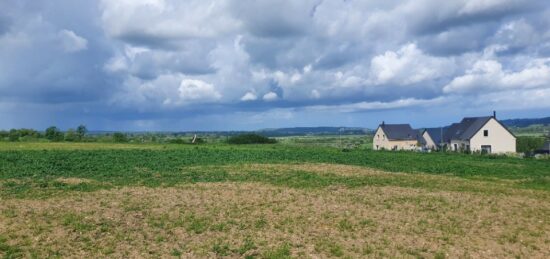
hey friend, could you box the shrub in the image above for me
[45,126,64,142]
[112,132,128,143]
[227,134,277,144]
[64,129,78,142]
[517,136,546,153]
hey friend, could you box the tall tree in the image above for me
[45,126,63,142]
[76,125,88,141]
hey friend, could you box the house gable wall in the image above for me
[422,131,436,150]
[469,118,516,153]
[373,127,387,150]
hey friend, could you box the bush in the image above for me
[112,132,128,143]
[45,126,64,142]
[517,136,546,153]
[227,134,277,144]
[64,129,78,142]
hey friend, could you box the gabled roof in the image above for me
[378,124,419,141]
[444,116,494,141]
[423,127,445,145]
[416,129,427,145]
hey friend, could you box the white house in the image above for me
[373,123,422,151]
[378,112,517,154]
[422,113,516,154]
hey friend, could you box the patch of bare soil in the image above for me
[1,176,549,258]
[56,178,94,185]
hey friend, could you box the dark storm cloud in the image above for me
[408,0,539,35]
[229,0,318,38]
[0,14,11,35]
[2,0,550,131]
[0,0,117,107]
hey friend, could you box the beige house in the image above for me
[373,123,421,151]
[421,114,516,154]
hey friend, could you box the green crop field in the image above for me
[1,141,549,258]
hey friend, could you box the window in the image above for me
[377,134,379,139]
[484,130,488,137]
[454,144,458,151]
[376,145,379,150]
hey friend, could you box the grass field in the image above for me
[0,142,549,258]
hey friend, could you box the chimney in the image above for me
[493,111,496,119]
[382,121,385,126]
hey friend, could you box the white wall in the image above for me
[372,127,387,150]
[422,131,436,149]
[470,118,516,153]
[450,140,469,152]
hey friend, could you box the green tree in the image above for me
[112,132,128,143]
[8,129,20,142]
[64,129,78,142]
[516,136,546,153]
[45,126,63,142]
[0,130,8,140]
[76,125,87,141]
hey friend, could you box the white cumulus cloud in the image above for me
[262,92,278,102]
[240,92,257,101]
[369,43,454,85]
[178,79,222,102]
[443,59,550,94]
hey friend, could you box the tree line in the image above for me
[0,125,203,144]
[0,125,89,142]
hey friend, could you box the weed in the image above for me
[263,243,291,259]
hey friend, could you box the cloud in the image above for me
[405,0,536,35]
[307,97,448,113]
[443,58,550,94]
[0,14,11,36]
[262,92,278,101]
[229,0,317,38]
[178,79,221,102]
[99,0,240,48]
[240,92,257,101]
[112,74,221,109]
[2,0,550,131]
[58,29,88,52]
[369,43,455,85]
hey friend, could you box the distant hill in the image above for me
[500,117,550,128]
[256,127,371,137]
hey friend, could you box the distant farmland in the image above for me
[0,142,549,258]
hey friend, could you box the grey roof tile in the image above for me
[379,124,419,141]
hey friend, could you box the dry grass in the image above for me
[1,164,549,258]
[56,178,95,185]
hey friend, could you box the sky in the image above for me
[1,0,550,131]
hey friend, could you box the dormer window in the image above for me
[484,130,489,137]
